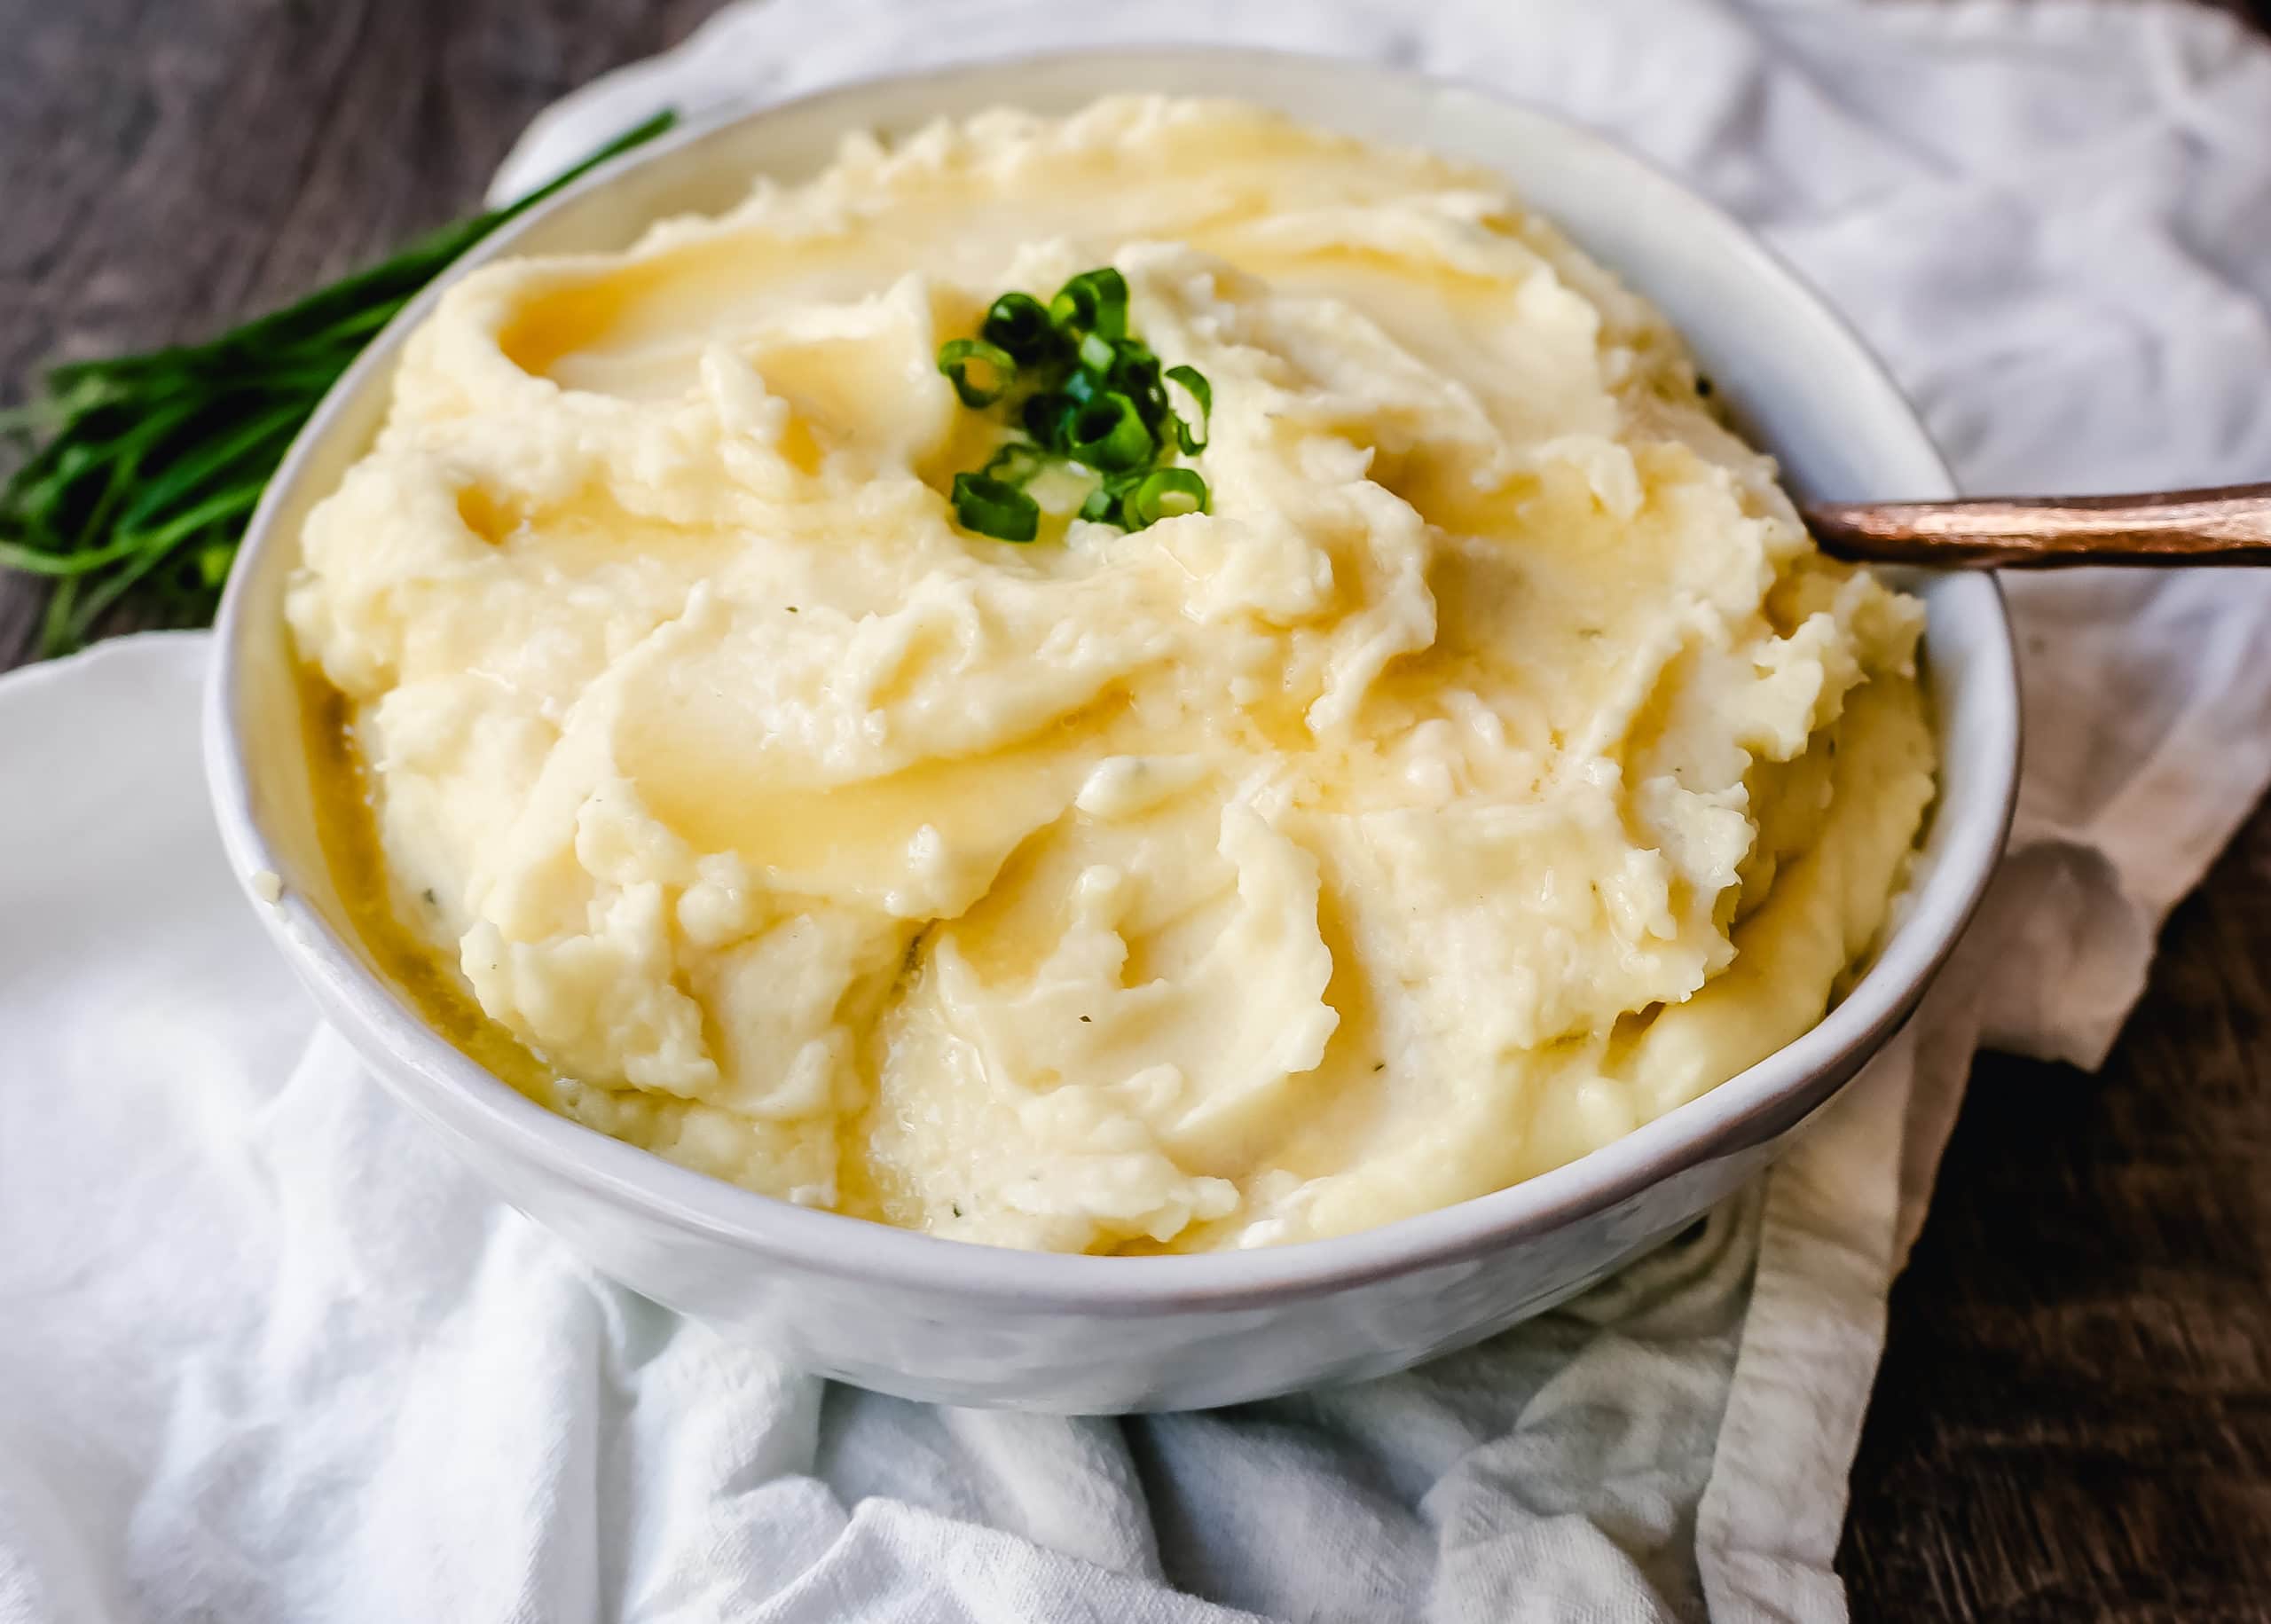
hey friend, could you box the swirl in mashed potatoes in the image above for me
[288,97,1936,1253]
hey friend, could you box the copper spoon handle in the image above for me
[1803,482,2271,568]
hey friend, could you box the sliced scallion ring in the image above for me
[1164,365,1212,454]
[1122,467,1209,528]
[1065,390,1155,472]
[979,293,1057,365]
[1109,349,1168,429]
[949,471,1040,541]
[1023,389,1072,450]
[937,337,1016,408]
[1050,268,1129,341]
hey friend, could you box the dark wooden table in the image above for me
[6,2,2269,1617]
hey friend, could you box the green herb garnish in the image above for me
[934,266,1210,541]
[1123,467,1210,526]
[936,337,1017,409]
[1065,391,1155,472]
[950,471,1041,542]
[979,294,1060,366]
[1109,348,1170,431]
[1080,467,1211,529]
[0,111,680,658]
[1164,365,1211,454]
[1049,268,1130,342]
[1080,473,1136,524]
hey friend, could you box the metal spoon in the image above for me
[1803,482,2271,568]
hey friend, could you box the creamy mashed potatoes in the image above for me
[288,97,1935,1253]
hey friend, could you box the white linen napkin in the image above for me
[6,2,2271,1620]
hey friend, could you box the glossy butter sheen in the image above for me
[287,96,1935,1255]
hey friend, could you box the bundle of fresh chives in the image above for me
[0,111,677,658]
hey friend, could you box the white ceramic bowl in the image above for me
[205,49,2020,1413]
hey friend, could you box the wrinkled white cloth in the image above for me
[6,2,2271,1620]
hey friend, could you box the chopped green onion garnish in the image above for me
[1050,268,1129,342]
[979,293,1057,365]
[937,338,1017,408]
[1124,467,1209,527]
[1065,391,1154,472]
[982,441,1054,487]
[1077,330,1118,374]
[1108,349,1168,430]
[1022,390,1071,450]
[949,471,1039,542]
[1079,474,1136,524]
[934,267,1209,544]
[1165,365,1212,454]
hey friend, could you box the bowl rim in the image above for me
[205,44,2021,1312]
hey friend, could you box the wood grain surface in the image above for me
[4,2,2268,1618]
